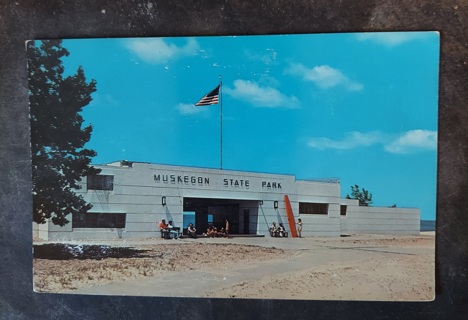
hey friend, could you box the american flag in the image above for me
[195,85,220,106]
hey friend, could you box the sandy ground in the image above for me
[33,233,435,301]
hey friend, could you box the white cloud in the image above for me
[356,32,433,47]
[307,131,382,150]
[224,79,300,108]
[177,103,208,115]
[306,129,437,154]
[385,130,437,154]
[285,64,363,91]
[125,38,199,64]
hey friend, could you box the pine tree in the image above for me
[346,184,373,206]
[28,40,100,226]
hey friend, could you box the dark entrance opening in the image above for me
[243,209,250,234]
[184,198,241,235]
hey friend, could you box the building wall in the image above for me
[36,162,421,240]
[237,200,260,234]
[289,180,343,237]
[340,206,420,235]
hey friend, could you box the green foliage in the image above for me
[346,184,373,206]
[28,40,100,226]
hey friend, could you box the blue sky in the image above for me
[61,32,439,220]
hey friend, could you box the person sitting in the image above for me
[218,227,226,237]
[270,222,279,237]
[212,226,218,238]
[167,220,180,239]
[159,219,169,239]
[203,225,215,237]
[278,223,288,237]
[187,223,197,239]
[159,219,168,230]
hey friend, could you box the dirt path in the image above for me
[34,234,435,300]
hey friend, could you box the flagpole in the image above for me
[219,75,223,170]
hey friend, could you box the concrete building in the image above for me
[33,161,420,240]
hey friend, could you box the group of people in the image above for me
[158,219,229,239]
[202,225,227,238]
[269,218,303,238]
[159,217,303,239]
[202,218,230,238]
[159,219,181,239]
[269,222,288,237]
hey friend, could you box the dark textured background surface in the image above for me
[1,1,466,319]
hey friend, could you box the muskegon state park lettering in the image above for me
[154,174,210,186]
[224,178,249,189]
[153,173,282,191]
[262,181,282,189]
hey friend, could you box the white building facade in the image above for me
[33,161,420,240]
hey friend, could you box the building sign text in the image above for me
[262,181,282,190]
[154,174,210,186]
[223,178,250,189]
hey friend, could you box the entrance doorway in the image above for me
[243,209,250,234]
[183,197,243,235]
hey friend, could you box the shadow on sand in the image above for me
[33,243,151,260]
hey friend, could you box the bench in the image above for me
[269,228,288,237]
[160,227,182,239]
[160,229,171,239]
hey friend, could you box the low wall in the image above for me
[295,205,420,237]
[340,206,420,235]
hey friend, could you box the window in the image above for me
[299,202,329,215]
[87,175,114,190]
[340,205,347,216]
[183,211,196,228]
[73,212,126,228]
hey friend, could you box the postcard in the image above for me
[29,32,439,300]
